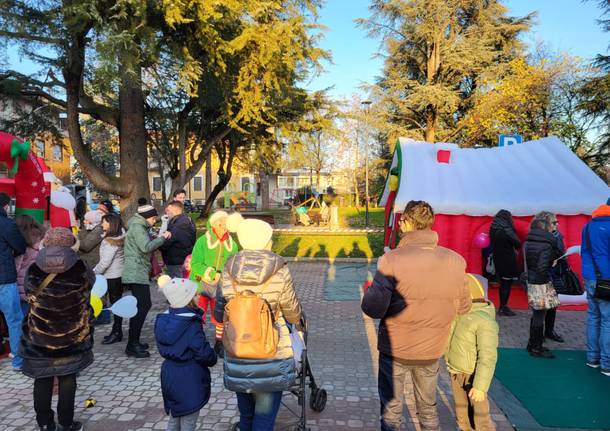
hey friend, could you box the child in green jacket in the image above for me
[190,211,239,357]
[446,274,499,431]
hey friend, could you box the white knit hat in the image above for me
[237,218,273,250]
[157,275,198,308]
[209,211,228,227]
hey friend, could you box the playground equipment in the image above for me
[289,196,330,226]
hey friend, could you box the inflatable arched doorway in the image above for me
[0,132,48,223]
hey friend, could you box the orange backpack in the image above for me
[223,279,279,359]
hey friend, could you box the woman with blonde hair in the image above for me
[524,211,561,358]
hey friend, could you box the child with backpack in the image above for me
[446,274,499,431]
[214,218,303,431]
[155,275,217,431]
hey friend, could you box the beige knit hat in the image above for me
[236,219,273,250]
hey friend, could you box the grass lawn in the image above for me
[192,206,386,259]
[272,232,383,259]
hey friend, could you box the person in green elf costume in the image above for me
[190,210,240,356]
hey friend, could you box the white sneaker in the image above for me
[586,361,601,369]
[601,369,610,377]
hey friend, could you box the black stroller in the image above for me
[230,313,327,431]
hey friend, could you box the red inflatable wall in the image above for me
[387,213,589,279]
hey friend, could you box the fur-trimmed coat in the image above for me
[20,246,95,379]
[93,231,126,280]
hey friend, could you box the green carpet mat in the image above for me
[494,348,610,429]
[323,263,375,301]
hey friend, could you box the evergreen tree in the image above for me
[360,0,532,142]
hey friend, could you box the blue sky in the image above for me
[3,1,607,102]
[307,0,609,100]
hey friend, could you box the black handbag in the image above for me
[562,268,584,295]
[585,226,610,301]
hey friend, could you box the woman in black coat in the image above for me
[524,213,561,359]
[490,209,521,316]
[20,228,95,431]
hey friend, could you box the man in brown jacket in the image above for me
[362,200,471,431]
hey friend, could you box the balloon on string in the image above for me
[109,296,138,318]
[90,294,103,317]
[92,275,108,297]
[473,232,491,249]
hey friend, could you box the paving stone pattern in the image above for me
[0,263,587,430]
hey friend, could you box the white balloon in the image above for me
[110,296,138,318]
[565,245,581,256]
[91,275,108,297]
[50,190,76,210]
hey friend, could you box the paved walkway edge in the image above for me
[283,257,378,263]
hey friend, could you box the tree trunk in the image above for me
[205,150,212,197]
[425,109,436,143]
[425,38,440,143]
[118,62,150,218]
[199,140,237,218]
[62,24,124,198]
[260,172,270,209]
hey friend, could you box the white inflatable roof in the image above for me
[380,136,609,216]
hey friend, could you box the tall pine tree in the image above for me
[360,0,532,142]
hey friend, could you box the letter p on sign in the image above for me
[498,134,522,147]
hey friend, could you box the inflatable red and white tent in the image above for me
[380,136,609,279]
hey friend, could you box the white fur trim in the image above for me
[224,236,234,252]
[205,230,219,250]
[203,267,215,282]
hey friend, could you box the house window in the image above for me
[53,144,63,161]
[152,176,162,192]
[278,176,287,188]
[36,140,45,158]
[241,177,251,191]
[193,176,203,192]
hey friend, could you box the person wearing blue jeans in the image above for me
[236,392,283,431]
[582,199,610,376]
[0,192,26,370]
[585,279,610,374]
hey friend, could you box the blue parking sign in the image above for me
[498,134,522,147]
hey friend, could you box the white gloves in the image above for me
[158,215,170,236]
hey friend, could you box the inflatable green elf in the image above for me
[190,210,240,356]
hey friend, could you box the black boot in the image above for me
[125,342,150,358]
[57,422,82,431]
[528,325,554,359]
[214,340,225,359]
[498,306,516,316]
[137,342,149,350]
[545,331,564,343]
[39,425,56,431]
[102,331,123,345]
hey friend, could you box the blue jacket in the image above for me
[0,207,26,285]
[154,307,217,417]
[582,215,610,281]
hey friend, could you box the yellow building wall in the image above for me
[33,135,71,184]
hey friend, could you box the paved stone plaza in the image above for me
[0,262,588,430]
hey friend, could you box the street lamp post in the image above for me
[361,100,372,228]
